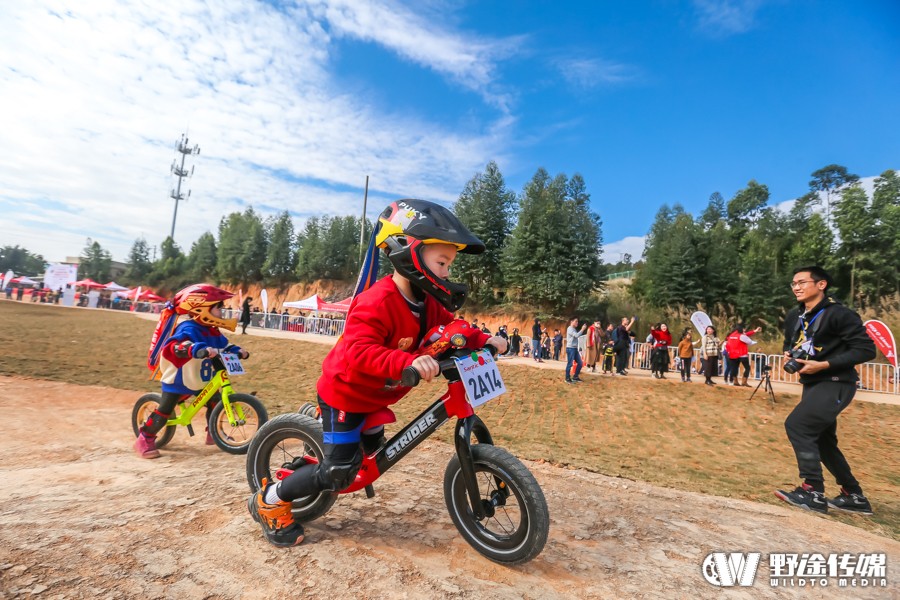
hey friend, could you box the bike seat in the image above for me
[362,408,396,431]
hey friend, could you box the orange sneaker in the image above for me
[134,433,161,459]
[248,479,304,547]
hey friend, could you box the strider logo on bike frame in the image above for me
[386,413,437,460]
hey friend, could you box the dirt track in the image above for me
[0,376,897,599]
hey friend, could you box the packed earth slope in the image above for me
[0,376,897,599]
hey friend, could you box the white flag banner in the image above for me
[691,311,713,336]
[260,289,268,314]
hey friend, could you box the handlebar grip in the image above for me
[484,344,498,357]
[194,347,209,359]
[401,366,421,387]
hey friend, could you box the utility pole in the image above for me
[169,134,200,241]
[359,175,369,266]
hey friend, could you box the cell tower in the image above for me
[169,134,200,240]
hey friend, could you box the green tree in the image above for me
[634,206,703,308]
[727,180,770,251]
[123,238,152,284]
[263,211,297,284]
[0,245,45,276]
[78,238,112,281]
[188,232,218,280]
[872,170,900,297]
[502,168,603,310]
[296,216,324,280]
[809,164,859,226]
[149,236,187,286]
[216,208,267,283]
[833,184,878,308]
[453,161,517,305]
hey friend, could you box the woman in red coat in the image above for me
[649,323,673,379]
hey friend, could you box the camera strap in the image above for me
[792,306,826,351]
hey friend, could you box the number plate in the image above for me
[454,351,506,408]
[222,353,245,376]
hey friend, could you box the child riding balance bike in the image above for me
[133,283,263,458]
[246,199,547,562]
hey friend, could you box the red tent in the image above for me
[73,278,106,289]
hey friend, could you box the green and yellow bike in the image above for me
[131,351,267,454]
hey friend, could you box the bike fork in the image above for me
[454,416,486,520]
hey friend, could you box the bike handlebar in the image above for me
[400,344,498,388]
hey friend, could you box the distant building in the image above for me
[63,256,127,280]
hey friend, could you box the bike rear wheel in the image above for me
[245,412,337,523]
[131,393,176,448]
[209,393,267,455]
[444,444,549,565]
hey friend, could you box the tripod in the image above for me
[749,366,776,404]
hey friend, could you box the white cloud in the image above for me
[692,0,763,36]
[0,0,516,262]
[553,57,639,90]
[311,0,523,110]
[603,236,646,263]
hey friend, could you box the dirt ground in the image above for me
[0,376,898,599]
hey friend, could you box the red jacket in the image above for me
[650,328,672,348]
[317,276,489,413]
[725,330,756,358]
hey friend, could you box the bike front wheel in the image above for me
[131,393,176,448]
[245,412,337,523]
[208,393,268,455]
[444,444,549,565]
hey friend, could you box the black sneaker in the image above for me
[774,484,827,514]
[572,377,584,382]
[565,378,573,384]
[828,488,873,515]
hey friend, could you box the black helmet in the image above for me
[375,199,484,311]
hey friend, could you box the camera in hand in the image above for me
[783,348,809,375]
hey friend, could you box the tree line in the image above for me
[70,161,603,312]
[633,165,900,324]
[9,162,896,324]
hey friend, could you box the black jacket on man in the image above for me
[782,297,876,384]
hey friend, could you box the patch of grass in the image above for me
[2,300,899,540]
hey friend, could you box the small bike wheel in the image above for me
[131,393,176,449]
[444,444,549,565]
[208,393,268,455]
[245,412,337,523]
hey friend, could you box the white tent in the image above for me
[283,293,322,311]
[104,281,129,291]
[283,293,351,313]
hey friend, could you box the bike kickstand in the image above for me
[364,484,375,498]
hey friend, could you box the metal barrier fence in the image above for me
[219,316,899,393]
[221,309,346,337]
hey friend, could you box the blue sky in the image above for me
[1,1,898,265]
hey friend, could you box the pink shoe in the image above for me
[205,427,215,446]
[134,432,161,459]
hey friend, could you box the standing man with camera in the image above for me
[775,266,876,515]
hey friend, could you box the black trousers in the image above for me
[614,347,629,372]
[704,356,719,382]
[784,380,859,488]
[679,356,692,379]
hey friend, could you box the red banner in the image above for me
[864,320,897,368]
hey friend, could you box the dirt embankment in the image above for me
[1,376,897,599]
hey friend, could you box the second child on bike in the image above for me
[134,284,249,459]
